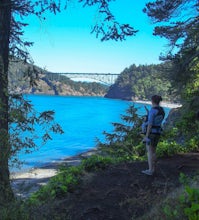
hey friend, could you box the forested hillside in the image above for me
[105,63,177,101]
[8,61,108,96]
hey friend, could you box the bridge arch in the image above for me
[54,73,120,85]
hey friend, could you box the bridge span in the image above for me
[53,72,120,85]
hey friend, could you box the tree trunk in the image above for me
[0,0,13,204]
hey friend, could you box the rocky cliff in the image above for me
[8,61,108,96]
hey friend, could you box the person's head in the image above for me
[151,95,162,106]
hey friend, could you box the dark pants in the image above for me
[149,133,160,148]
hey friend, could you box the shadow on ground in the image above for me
[30,153,199,220]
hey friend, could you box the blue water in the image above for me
[13,95,170,171]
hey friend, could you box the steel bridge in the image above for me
[55,72,120,85]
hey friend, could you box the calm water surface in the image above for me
[13,95,170,171]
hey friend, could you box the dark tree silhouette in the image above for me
[144,0,199,96]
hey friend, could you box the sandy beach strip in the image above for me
[134,100,182,108]
[11,148,98,198]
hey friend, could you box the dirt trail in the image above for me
[34,153,199,220]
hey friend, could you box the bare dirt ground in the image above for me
[32,153,199,220]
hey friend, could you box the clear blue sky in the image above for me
[23,0,168,73]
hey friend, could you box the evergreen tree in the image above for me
[105,63,174,101]
[0,0,13,203]
[98,105,143,160]
[144,0,199,149]
[0,0,137,203]
[144,0,199,98]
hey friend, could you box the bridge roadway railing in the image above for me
[50,73,120,85]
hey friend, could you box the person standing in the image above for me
[142,95,165,176]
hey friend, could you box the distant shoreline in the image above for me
[23,94,182,109]
[134,100,182,109]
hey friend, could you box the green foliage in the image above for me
[181,186,199,220]
[158,98,199,157]
[0,200,30,220]
[176,100,199,150]
[144,0,199,101]
[82,155,116,172]
[162,174,199,220]
[9,94,64,165]
[98,104,193,161]
[156,140,184,158]
[8,60,41,90]
[163,204,180,219]
[163,27,199,104]
[45,72,108,96]
[156,126,198,158]
[143,0,199,159]
[99,103,198,161]
[141,174,199,220]
[179,173,191,186]
[98,105,145,161]
[105,63,176,101]
[29,165,83,204]
[8,61,108,96]
[179,174,199,220]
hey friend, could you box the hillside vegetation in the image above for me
[9,61,108,96]
[105,63,177,102]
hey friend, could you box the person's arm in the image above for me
[145,124,152,138]
[144,105,149,115]
[144,108,155,140]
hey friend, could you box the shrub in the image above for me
[82,155,115,172]
[138,174,199,220]
[0,200,30,220]
[97,105,144,161]
[29,165,83,204]
[179,174,199,220]
[157,140,184,157]
[181,186,199,220]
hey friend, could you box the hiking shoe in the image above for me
[141,169,153,176]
